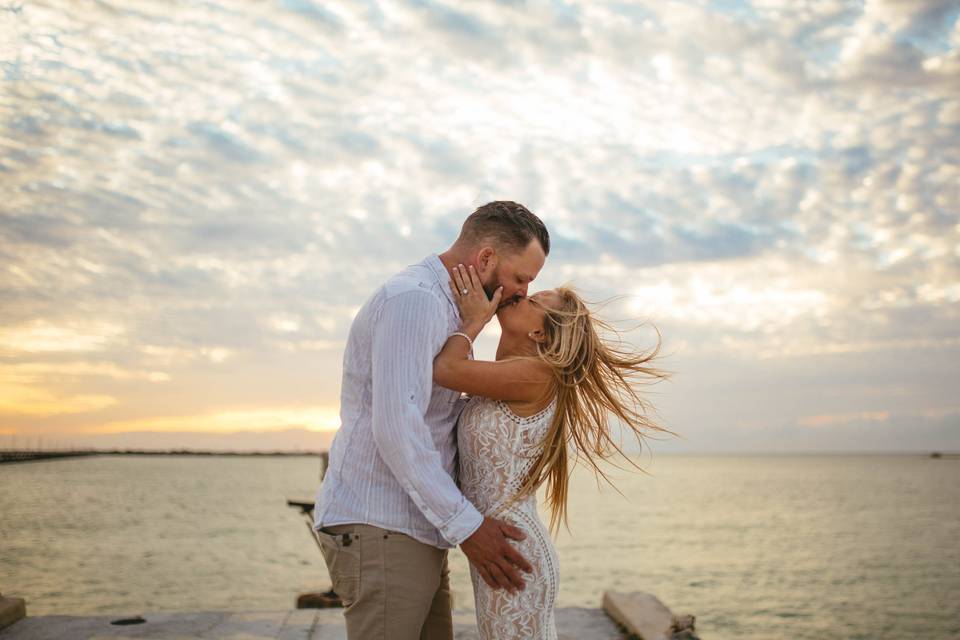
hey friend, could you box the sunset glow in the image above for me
[1,0,957,452]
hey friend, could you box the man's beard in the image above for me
[483,269,521,309]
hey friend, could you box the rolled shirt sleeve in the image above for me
[370,289,483,546]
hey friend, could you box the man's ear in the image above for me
[477,247,497,274]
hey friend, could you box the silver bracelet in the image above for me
[450,332,473,347]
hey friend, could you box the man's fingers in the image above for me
[477,565,498,590]
[487,561,513,592]
[496,557,525,591]
[503,544,533,574]
[498,520,526,542]
[493,519,533,574]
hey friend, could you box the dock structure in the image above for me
[0,450,328,464]
[0,451,99,464]
[0,607,625,639]
[1,589,698,639]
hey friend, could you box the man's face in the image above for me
[481,240,547,308]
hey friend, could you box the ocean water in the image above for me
[1,454,958,639]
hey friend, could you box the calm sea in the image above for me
[1,454,958,639]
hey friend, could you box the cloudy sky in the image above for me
[1,0,958,453]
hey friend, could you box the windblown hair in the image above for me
[458,201,550,257]
[512,286,672,533]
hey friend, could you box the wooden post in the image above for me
[319,451,329,481]
[0,592,26,630]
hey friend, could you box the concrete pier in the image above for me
[0,607,625,639]
[603,591,699,640]
[0,451,98,464]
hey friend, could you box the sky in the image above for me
[0,0,958,453]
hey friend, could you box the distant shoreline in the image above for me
[2,449,956,466]
[650,450,960,457]
[0,450,327,464]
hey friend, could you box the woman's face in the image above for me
[496,289,562,341]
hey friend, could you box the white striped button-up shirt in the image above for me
[313,254,484,548]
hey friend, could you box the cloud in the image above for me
[797,411,891,429]
[2,361,169,382]
[861,0,959,41]
[1,0,958,450]
[279,0,344,31]
[0,320,126,354]
[139,344,234,365]
[626,259,830,332]
[90,406,342,434]
[0,382,117,416]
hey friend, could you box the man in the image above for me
[313,201,550,639]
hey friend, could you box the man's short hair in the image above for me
[458,201,550,256]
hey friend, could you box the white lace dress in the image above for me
[457,395,559,640]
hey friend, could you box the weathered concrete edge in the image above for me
[602,591,673,640]
[0,595,27,631]
[0,607,626,640]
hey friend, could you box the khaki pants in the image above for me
[316,523,453,640]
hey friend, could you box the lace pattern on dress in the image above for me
[458,396,560,640]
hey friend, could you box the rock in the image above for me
[671,614,697,633]
[602,591,700,640]
[0,593,27,631]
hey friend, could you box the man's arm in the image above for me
[370,289,483,545]
[370,289,532,591]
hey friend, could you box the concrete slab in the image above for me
[450,607,621,639]
[0,611,230,639]
[0,608,625,639]
[556,607,625,640]
[303,610,345,640]
[602,591,686,640]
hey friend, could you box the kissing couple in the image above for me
[314,201,668,639]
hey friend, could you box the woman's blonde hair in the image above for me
[513,286,672,533]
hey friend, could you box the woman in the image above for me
[433,264,670,640]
